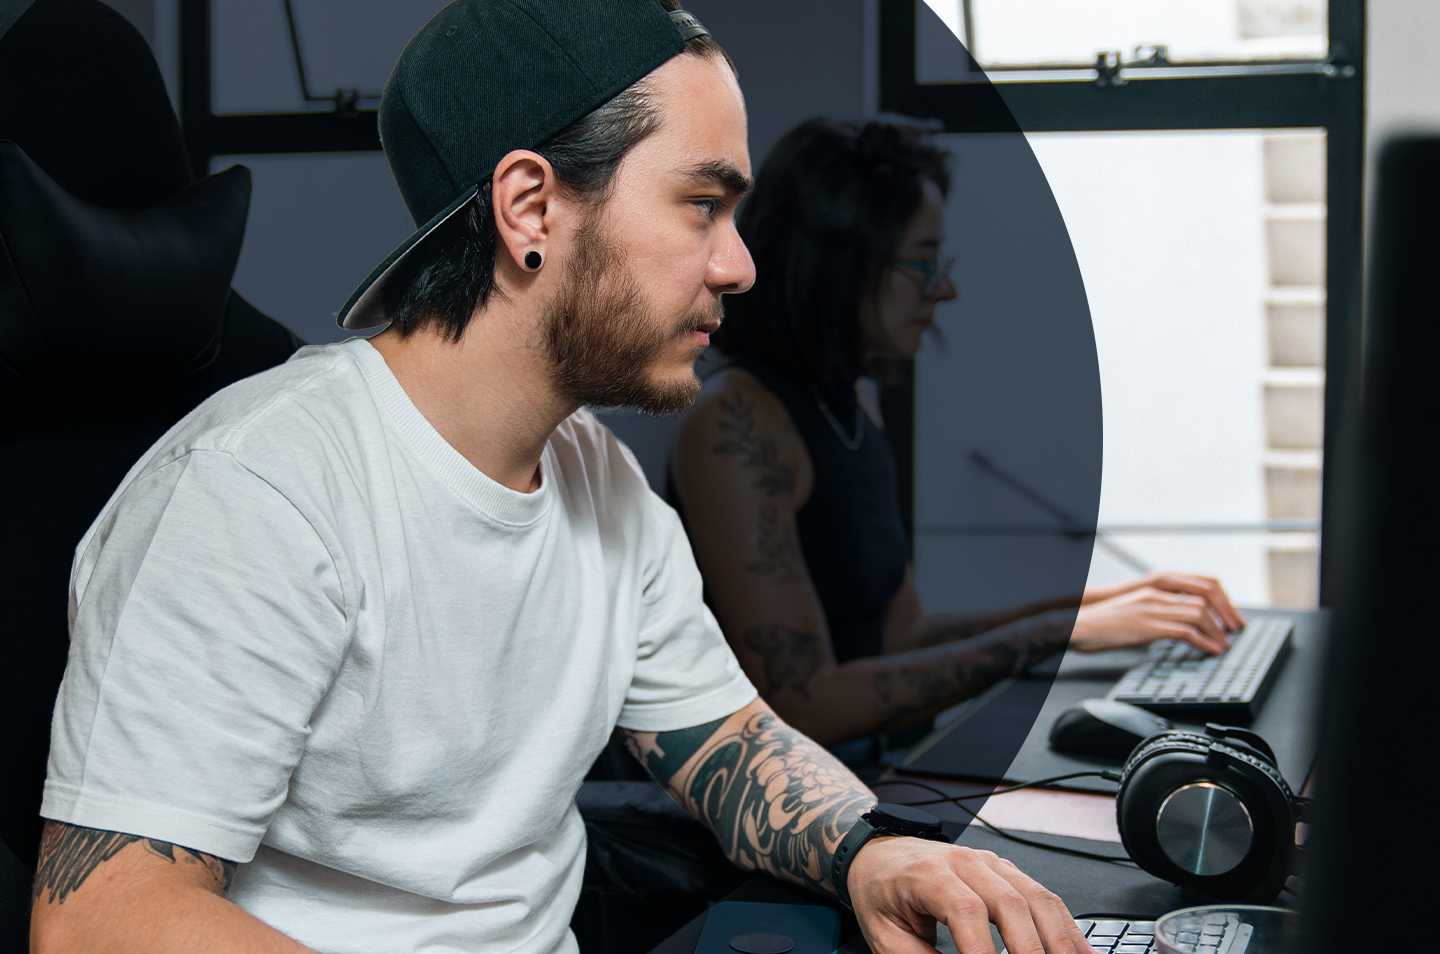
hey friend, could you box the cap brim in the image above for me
[335,184,480,330]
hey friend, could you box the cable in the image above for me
[872,777,1135,865]
[877,770,1121,806]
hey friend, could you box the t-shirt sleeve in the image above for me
[41,449,352,863]
[616,491,758,733]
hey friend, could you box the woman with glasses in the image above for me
[666,117,1245,763]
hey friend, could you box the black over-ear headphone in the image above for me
[1115,724,1311,902]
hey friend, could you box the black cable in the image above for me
[871,777,1135,865]
[876,770,1121,806]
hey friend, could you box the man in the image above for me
[30,3,1093,953]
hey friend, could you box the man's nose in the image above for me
[710,222,756,295]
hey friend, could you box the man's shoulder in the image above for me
[93,341,372,530]
[159,340,368,466]
[550,407,659,509]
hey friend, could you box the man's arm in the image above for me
[622,699,1091,954]
[30,820,312,954]
[623,699,873,893]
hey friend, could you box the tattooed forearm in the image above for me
[905,598,1081,650]
[628,710,875,895]
[744,624,825,699]
[33,821,237,904]
[875,614,1072,728]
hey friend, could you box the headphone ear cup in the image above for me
[1116,731,1297,903]
[1116,733,1213,881]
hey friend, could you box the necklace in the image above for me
[812,386,864,452]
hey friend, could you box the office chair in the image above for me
[0,3,304,946]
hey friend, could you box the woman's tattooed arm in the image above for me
[623,702,875,895]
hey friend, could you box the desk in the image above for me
[651,609,1326,953]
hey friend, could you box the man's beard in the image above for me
[541,207,717,415]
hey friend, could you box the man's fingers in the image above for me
[982,855,1090,954]
[950,859,1045,954]
[928,882,998,954]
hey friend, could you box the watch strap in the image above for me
[829,813,877,911]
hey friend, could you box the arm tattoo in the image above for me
[713,393,796,498]
[748,503,803,582]
[626,711,875,896]
[713,394,804,581]
[33,822,238,904]
[743,624,825,699]
[875,616,1071,727]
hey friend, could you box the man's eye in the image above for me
[691,198,721,219]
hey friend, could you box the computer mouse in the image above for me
[1048,698,1172,761]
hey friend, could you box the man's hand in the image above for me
[847,836,1090,954]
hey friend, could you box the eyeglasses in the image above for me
[892,254,956,297]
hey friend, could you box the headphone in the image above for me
[1115,724,1311,902]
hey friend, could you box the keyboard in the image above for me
[1106,616,1293,721]
[998,913,1253,953]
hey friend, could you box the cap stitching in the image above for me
[499,0,598,86]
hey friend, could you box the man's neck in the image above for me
[366,319,575,493]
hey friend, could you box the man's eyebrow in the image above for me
[679,160,752,197]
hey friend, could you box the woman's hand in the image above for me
[1071,581,1240,656]
[1082,571,1245,624]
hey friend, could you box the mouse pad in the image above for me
[693,901,841,954]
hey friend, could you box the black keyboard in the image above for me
[998,912,1253,953]
[1106,617,1293,721]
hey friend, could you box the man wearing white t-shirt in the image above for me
[29,3,1095,953]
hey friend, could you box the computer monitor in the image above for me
[1298,133,1440,951]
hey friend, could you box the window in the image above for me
[923,0,1327,75]
[888,0,1361,608]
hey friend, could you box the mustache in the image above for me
[677,301,726,335]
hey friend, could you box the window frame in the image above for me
[878,0,1365,608]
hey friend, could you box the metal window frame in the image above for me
[178,1,381,181]
[878,0,1365,608]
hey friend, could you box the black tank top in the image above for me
[667,356,910,663]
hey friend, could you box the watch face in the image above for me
[870,802,943,835]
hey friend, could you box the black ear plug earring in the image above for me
[524,250,543,271]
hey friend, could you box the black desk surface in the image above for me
[905,608,1327,794]
[652,609,1326,953]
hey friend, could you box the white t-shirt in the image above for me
[41,337,757,954]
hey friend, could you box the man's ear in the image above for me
[491,149,555,272]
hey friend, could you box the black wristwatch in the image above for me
[830,803,950,911]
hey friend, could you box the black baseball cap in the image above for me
[337,0,712,330]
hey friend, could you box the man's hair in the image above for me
[380,1,734,342]
[711,118,952,386]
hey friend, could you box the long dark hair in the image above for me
[712,117,952,387]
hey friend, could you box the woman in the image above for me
[668,118,1245,755]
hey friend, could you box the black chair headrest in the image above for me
[0,142,251,379]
